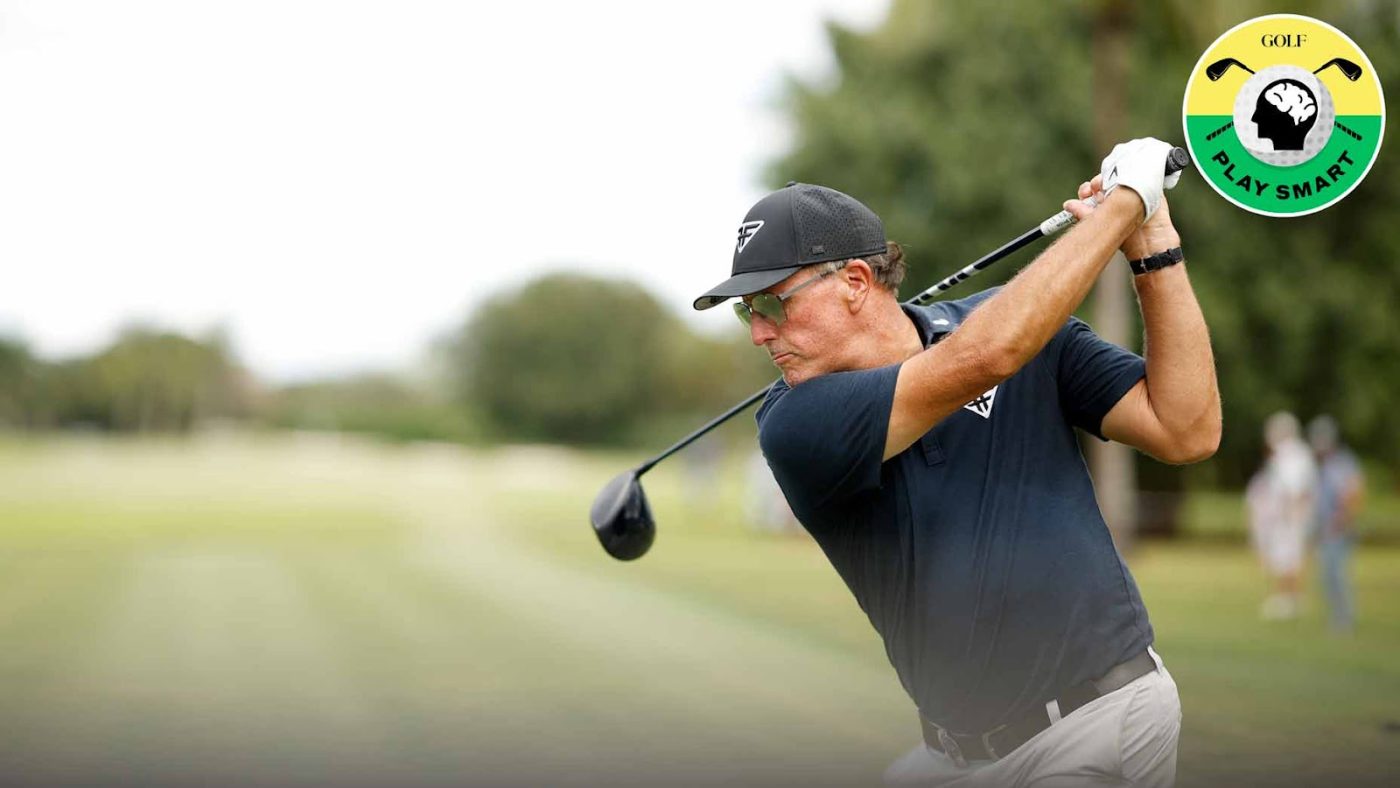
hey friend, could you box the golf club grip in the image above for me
[1034,146,1191,238]
[1165,146,1190,174]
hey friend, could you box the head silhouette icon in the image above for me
[1251,79,1318,151]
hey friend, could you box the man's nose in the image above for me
[749,313,779,345]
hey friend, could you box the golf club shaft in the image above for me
[635,388,769,475]
[633,150,1189,476]
[908,226,1047,305]
[910,184,1109,304]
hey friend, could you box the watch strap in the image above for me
[1128,246,1184,276]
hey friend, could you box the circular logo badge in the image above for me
[1183,14,1384,217]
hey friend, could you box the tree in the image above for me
[451,273,675,444]
[0,337,39,427]
[69,327,250,432]
[448,272,779,446]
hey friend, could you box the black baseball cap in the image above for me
[693,182,886,310]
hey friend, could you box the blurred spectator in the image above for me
[1246,411,1317,620]
[1308,415,1365,633]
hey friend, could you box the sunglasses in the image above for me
[733,263,846,327]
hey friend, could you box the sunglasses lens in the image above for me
[732,302,752,326]
[752,294,785,326]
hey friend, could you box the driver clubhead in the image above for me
[590,470,656,561]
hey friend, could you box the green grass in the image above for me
[0,433,1396,786]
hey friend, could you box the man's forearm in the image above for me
[948,190,1141,376]
[1134,263,1222,452]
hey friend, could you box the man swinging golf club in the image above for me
[692,138,1220,787]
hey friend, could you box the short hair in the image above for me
[1264,410,1300,448]
[814,241,907,293]
[1307,414,1340,453]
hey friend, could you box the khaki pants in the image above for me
[884,649,1181,787]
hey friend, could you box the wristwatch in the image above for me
[1128,246,1184,276]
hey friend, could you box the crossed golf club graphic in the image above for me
[1203,57,1365,143]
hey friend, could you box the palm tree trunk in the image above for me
[1091,0,1139,551]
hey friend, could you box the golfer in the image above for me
[693,139,1220,787]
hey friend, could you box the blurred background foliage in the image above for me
[440,273,773,446]
[0,328,251,432]
[0,274,776,449]
[264,373,480,445]
[2,0,1397,492]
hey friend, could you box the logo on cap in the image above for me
[736,220,764,254]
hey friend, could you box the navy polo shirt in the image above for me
[755,289,1153,734]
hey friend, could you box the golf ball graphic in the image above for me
[1232,65,1335,167]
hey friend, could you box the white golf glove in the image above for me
[1100,138,1181,222]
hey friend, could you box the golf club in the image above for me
[1334,121,1364,141]
[591,148,1192,560]
[1205,122,1234,142]
[1206,58,1255,81]
[1314,57,1363,81]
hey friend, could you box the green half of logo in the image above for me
[1186,115,1382,214]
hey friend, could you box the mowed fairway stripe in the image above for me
[45,547,400,785]
[0,552,130,770]
[394,499,912,782]
[284,545,610,779]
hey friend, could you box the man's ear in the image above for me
[841,259,875,312]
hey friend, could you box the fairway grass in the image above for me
[0,433,1396,786]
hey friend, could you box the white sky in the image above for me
[0,0,887,382]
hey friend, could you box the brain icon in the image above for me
[1263,82,1317,126]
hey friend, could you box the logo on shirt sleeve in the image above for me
[963,386,997,419]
